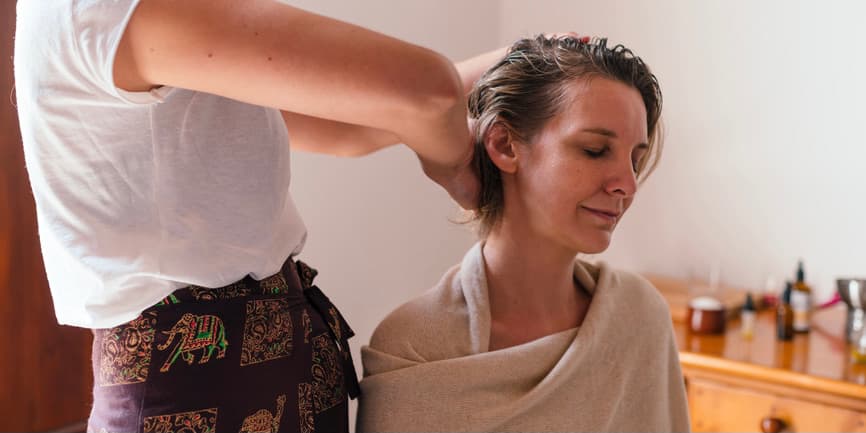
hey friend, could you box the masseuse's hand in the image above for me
[545,32,591,42]
[418,131,480,211]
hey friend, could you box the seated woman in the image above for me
[357,35,690,432]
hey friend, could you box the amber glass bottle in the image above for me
[777,282,794,341]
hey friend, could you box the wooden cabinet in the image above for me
[688,375,866,432]
[674,307,866,432]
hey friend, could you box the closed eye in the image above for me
[583,147,609,158]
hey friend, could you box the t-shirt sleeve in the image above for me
[69,0,172,104]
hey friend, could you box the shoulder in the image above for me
[367,264,473,363]
[15,2,72,61]
[594,262,674,329]
[17,0,140,51]
[16,0,156,104]
[613,267,668,308]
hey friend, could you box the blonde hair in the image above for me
[468,35,663,237]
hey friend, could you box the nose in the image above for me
[604,157,638,198]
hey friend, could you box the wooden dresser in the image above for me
[674,306,866,432]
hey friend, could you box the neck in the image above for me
[482,219,585,324]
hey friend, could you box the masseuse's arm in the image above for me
[113,0,475,206]
[455,46,509,93]
[279,112,399,158]
[279,45,511,158]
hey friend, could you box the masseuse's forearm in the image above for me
[282,47,508,160]
[396,47,511,166]
[290,46,511,160]
[393,55,473,168]
[455,46,510,94]
[399,47,515,169]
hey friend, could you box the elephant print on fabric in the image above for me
[157,313,228,373]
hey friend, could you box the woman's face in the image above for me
[511,76,648,254]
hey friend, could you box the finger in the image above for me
[545,32,586,40]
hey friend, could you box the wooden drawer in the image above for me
[689,377,866,432]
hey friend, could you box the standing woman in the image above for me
[13,1,502,432]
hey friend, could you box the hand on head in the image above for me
[544,32,591,43]
[418,130,480,211]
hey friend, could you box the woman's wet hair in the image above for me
[468,35,663,237]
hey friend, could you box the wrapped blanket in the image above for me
[357,242,690,432]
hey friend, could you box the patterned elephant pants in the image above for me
[87,259,359,433]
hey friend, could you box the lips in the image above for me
[582,206,621,223]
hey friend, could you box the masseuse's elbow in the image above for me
[404,51,464,122]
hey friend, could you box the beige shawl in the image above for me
[357,243,690,432]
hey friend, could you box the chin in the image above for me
[571,232,612,255]
[579,244,610,255]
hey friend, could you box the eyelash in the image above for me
[583,148,608,158]
[583,147,642,172]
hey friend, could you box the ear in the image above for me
[483,122,519,174]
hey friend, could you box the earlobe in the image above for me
[483,123,519,174]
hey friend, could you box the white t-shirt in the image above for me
[14,0,307,328]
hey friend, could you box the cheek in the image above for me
[522,156,565,191]
[538,162,580,199]
[521,152,596,205]
[555,164,604,200]
[623,197,634,213]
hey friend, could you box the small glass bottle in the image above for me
[741,292,757,339]
[777,282,794,341]
[791,260,812,333]
[852,319,866,364]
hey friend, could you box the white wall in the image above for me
[283,1,499,428]
[500,0,866,302]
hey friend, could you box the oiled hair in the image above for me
[468,35,663,237]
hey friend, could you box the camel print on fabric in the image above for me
[240,394,286,433]
[97,311,157,386]
[241,298,293,366]
[157,313,228,373]
[142,408,218,433]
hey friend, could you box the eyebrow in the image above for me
[581,127,618,138]
[580,127,649,148]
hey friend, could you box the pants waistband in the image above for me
[153,258,318,307]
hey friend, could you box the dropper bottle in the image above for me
[741,292,756,339]
[777,282,794,341]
